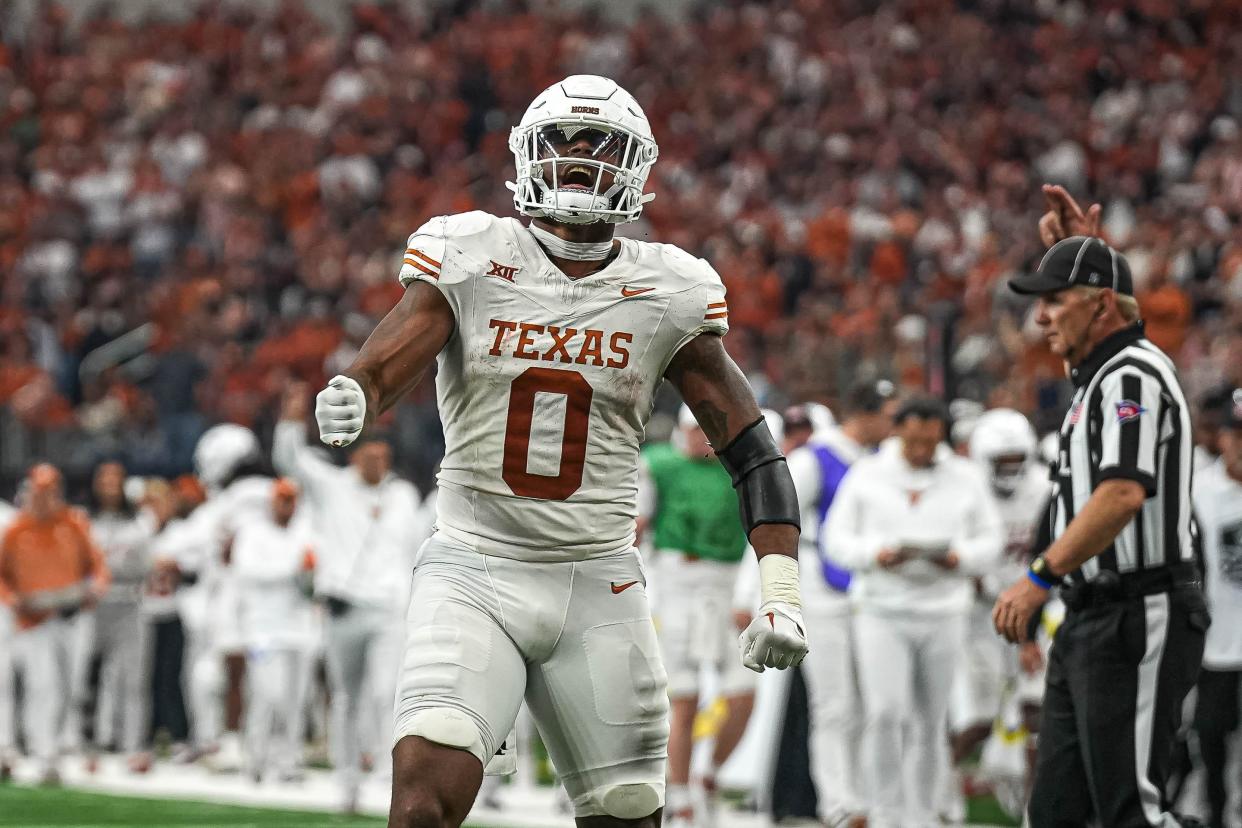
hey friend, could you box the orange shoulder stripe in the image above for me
[403,258,440,280]
[406,248,442,269]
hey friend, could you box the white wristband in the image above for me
[758,554,801,609]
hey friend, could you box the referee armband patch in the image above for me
[1115,399,1146,423]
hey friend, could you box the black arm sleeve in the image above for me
[716,417,801,534]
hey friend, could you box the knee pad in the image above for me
[396,707,485,763]
[599,782,661,820]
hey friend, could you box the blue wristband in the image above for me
[1027,568,1054,590]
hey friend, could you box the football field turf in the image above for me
[0,784,1018,828]
[0,786,383,827]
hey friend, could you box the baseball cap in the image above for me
[273,478,300,499]
[1009,236,1134,296]
[172,474,206,505]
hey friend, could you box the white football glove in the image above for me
[316,375,366,447]
[739,555,809,672]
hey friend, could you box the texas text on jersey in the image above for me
[399,210,728,561]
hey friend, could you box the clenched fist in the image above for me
[316,375,366,447]
[738,554,809,673]
[739,601,808,672]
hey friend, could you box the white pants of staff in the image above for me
[324,602,405,793]
[179,581,228,751]
[62,610,94,753]
[0,607,14,759]
[801,579,864,822]
[854,609,966,828]
[245,647,310,779]
[13,613,92,770]
[93,600,152,754]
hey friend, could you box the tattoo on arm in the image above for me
[693,400,730,446]
[666,333,798,557]
[664,333,762,449]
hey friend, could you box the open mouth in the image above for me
[558,164,596,191]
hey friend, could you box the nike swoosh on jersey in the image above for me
[610,580,639,594]
[620,286,655,297]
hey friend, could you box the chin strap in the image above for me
[528,223,614,261]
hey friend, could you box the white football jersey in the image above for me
[399,211,729,561]
[980,467,1051,598]
[1194,461,1242,669]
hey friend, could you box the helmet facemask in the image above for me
[988,453,1029,498]
[508,116,657,225]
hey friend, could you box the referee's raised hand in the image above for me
[1038,184,1102,247]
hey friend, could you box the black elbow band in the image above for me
[717,417,801,533]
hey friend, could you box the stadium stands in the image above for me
[1,0,1240,493]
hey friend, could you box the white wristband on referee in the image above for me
[758,554,801,609]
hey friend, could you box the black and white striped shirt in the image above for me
[1050,323,1196,585]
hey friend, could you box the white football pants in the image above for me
[853,609,966,828]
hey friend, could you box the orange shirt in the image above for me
[0,508,110,629]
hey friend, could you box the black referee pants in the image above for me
[1029,586,1208,828]
[1194,667,1241,828]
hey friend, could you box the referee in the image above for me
[992,200,1208,827]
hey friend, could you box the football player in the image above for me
[948,408,1051,815]
[179,425,275,771]
[315,75,808,828]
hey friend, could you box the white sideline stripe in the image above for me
[9,753,999,827]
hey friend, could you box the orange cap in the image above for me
[273,477,300,499]
[172,474,206,505]
[28,463,62,492]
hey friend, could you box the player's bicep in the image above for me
[346,280,455,416]
[664,333,762,450]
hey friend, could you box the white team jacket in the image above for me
[273,422,425,613]
[824,438,1003,616]
[231,516,317,651]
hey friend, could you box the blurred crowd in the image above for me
[2,0,1242,496]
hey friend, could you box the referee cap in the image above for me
[1009,236,1134,296]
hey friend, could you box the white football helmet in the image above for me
[507,75,658,225]
[193,423,260,491]
[969,408,1038,497]
[805,402,836,438]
